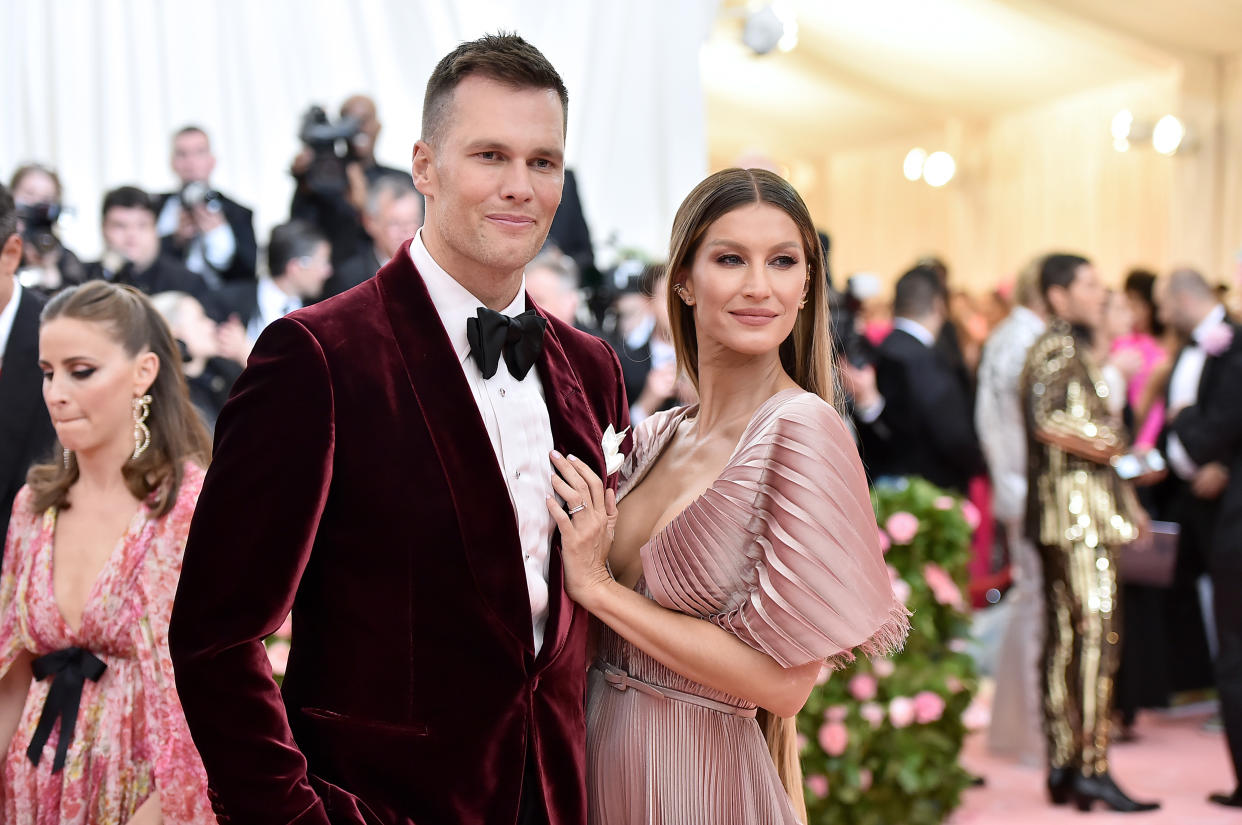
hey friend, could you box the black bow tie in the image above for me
[466,307,547,380]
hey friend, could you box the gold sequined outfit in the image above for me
[1021,319,1140,777]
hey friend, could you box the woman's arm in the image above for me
[547,453,821,718]
[0,650,33,758]
[124,791,161,825]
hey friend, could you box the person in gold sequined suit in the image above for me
[1021,254,1159,814]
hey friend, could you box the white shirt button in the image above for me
[498,388,507,397]
[514,470,522,480]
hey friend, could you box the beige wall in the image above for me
[712,61,1242,296]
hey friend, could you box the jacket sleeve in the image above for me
[168,317,342,825]
[1171,344,1242,465]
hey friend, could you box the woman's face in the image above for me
[13,170,58,206]
[39,318,158,457]
[1103,290,1135,341]
[1125,290,1152,335]
[679,203,808,361]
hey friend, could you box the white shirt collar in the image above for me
[257,276,300,326]
[0,280,22,362]
[1192,304,1227,347]
[893,317,937,348]
[409,228,527,366]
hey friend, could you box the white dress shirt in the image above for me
[1168,303,1227,480]
[157,193,236,287]
[248,277,303,344]
[0,281,23,370]
[892,317,937,349]
[410,229,557,653]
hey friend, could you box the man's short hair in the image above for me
[173,124,210,145]
[893,265,947,318]
[102,185,157,219]
[0,184,17,244]
[421,32,568,146]
[9,163,64,202]
[365,174,423,218]
[268,220,327,277]
[1167,267,1215,300]
[528,249,579,292]
[1039,254,1090,299]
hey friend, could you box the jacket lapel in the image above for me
[0,291,46,474]
[530,304,607,667]
[377,248,534,653]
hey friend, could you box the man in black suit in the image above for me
[856,264,984,492]
[156,125,258,287]
[210,220,331,366]
[1159,268,1242,808]
[322,175,422,299]
[83,186,210,301]
[0,184,56,549]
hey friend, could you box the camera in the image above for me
[180,181,223,214]
[298,105,362,195]
[15,202,61,255]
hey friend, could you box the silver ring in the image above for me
[567,503,587,515]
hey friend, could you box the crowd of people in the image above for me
[0,29,1240,825]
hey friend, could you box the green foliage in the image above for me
[799,477,980,825]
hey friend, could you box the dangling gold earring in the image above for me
[63,448,72,469]
[131,394,152,461]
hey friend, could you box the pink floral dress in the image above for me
[0,463,213,824]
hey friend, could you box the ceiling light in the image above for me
[742,2,797,55]
[1113,137,1130,152]
[903,148,927,182]
[923,152,956,187]
[1111,109,1134,141]
[1152,115,1185,155]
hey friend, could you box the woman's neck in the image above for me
[692,344,797,438]
[72,437,139,500]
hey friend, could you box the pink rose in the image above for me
[818,721,849,756]
[961,500,982,531]
[934,495,955,511]
[815,662,833,685]
[892,578,912,604]
[872,658,895,678]
[806,773,830,799]
[914,690,946,724]
[885,511,920,544]
[963,698,991,731]
[946,675,964,693]
[948,638,969,653]
[796,733,809,752]
[923,562,964,609]
[267,640,291,676]
[276,612,293,639]
[1201,322,1235,357]
[849,673,878,701]
[824,705,848,723]
[860,701,885,728]
[877,528,892,555]
[889,696,916,728]
[859,768,873,791]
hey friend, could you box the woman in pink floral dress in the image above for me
[0,281,214,824]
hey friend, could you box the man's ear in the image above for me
[411,140,435,200]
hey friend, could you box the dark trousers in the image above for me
[1211,551,1242,789]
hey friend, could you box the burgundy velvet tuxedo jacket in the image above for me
[168,241,628,825]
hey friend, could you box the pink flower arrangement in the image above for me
[885,511,920,544]
[267,639,291,676]
[1201,322,1235,357]
[872,657,895,678]
[888,696,916,728]
[876,528,892,555]
[796,733,809,752]
[887,564,913,604]
[962,698,991,731]
[848,673,878,701]
[860,702,885,728]
[824,705,849,723]
[948,638,970,654]
[933,495,955,511]
[923,562,964,609]
[818,721,849,756]
[859,768,873,792]
[913,690,946,724]
[946,675,964,694]
[961,500,982,531]
[806,774,830,799]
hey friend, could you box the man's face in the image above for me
[286,241,333,300]
[342,97,380,163]
[414,74,565,285]
[171,131,216,185]
[1050,263,1105,330]
[102,207,160,269]
[365,192,424,261]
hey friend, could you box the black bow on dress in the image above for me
[27,646,107,773]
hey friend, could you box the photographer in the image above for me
[290,94,413,267]
[9,163,87,294]
[156,125,258,287]
[322,174,423,298]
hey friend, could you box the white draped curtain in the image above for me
[1,0,716,263]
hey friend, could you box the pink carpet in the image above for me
[953,709,1241,824]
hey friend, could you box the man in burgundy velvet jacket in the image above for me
[169,35,627,825]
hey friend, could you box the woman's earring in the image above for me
[131,394,152,461]
[62,448,72,469]
[673,284,694,306]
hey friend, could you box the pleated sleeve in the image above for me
[0,486,38,681]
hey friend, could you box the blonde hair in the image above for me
[665,168,835,818]
[665,168,836,408]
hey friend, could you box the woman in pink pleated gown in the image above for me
[547,169,909,825]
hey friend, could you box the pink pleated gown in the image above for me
[587,389,909,824]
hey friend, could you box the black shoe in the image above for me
[1208,790,1242,808]
[1047,768,1074,805]
[1073,772,1160,813]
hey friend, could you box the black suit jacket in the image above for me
[0,288,56,549]
[84,255,211,303]
[859,326,985,492]
[156,191,259,283]
[205,280,261,328]
[322,247,382,300]
[1170,320,1242,565]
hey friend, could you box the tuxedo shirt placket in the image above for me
[1168,304,1227,479]
[410,230,557,654]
